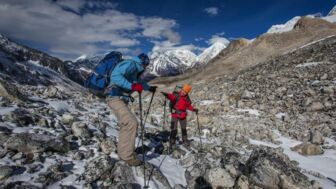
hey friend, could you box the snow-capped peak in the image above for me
[75,54,87,62]
[328,5,336,16]
[148,40,228,76]
[267,16,302,34]
[149,48,197,76]
[197,41,227,64]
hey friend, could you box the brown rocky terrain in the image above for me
[152,17,336,85]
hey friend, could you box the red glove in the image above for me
[131,83,143,93]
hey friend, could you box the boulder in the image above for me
[3,108,35,126]
[309,102,324,111]
[4,133,70,154]
[0,165,15,180]
[71,122,92,138]
[242,90,255,99]
[245,147,313,189]
[309,129,324,145]
[236,175,249,189]
[207,167,235,188]
[100,138,117,155]
[62,114,74,125]
[36,163,69,186]
[291,142,324,156]
[83,155,116,183]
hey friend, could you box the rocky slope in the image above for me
[0,34,96,86]
[144,34,336,189]
[152,16,336,85]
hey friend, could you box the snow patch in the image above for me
[0,106,16,115]
[47,100,72,113]
[295,62,325,68]
[148,154,187,187]
[267,16,301,34]
[322,15,336,23]
[236,108,260,116]
[199,100,219,105]
[249,132,336,189]
[75,54,87,62]
[275,112,286,120]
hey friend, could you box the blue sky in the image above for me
[0,0,335,60]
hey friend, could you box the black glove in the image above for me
[149,86,157,93]
[160,92,168,97]
[194,108,199,114]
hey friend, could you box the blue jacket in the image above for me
[106,56,150,99]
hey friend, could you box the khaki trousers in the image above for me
[107,97,138,161]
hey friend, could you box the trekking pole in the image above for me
[163,98,166,131]
[136,91,155,149]
[144,91,156,128]
[138,92,147,189]
[196,112,203,152]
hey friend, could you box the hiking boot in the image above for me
[125,158,142,167]
[182,141,190,147]
[182,137,191,147]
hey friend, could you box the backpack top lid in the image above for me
[101,51,123,63]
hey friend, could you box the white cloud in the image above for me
[208,35,230,46]
[204,7,219,16]
[141,17,181,44]
[0,0,180,60]
[151,40,203,54]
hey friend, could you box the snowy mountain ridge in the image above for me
[267,12,336,34]
[149,41,227,76]
[197,41,228,65]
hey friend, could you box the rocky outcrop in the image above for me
[244,147,313,189]
[4,133,70,154]
[291,142,324,156]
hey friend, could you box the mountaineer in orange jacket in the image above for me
[161,84,198,149]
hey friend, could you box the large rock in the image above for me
[3,108,35,126]
[71,122,92,138]
[309,129,324,145]
[36,163,69,186]
[236,175,249,189]
[100,138,117,155]
[207,167,235,188]
[62,114,74,125]
[83,155,116,183]
[4,133,70,154]
[197,115,211,125]
[309,102,324,111]
[291,142,324,156]
[0,165,15,180]
[0,79,27,102]
[242,90,255,99]
[244,147,313,189]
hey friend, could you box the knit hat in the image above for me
[182,84,191,94]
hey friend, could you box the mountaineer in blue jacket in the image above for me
[106,53,156,166]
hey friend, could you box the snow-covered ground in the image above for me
[236,108,261,116]
[249,131,336,189]
[295,62,325,68]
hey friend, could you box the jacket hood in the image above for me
[130,56,144,72]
